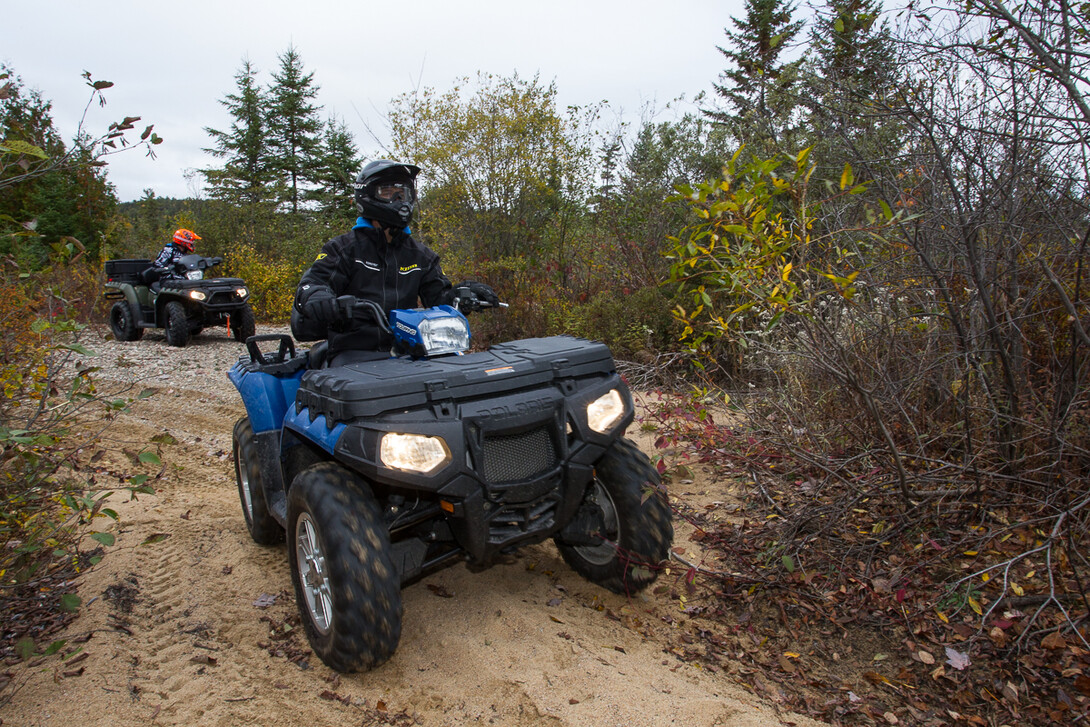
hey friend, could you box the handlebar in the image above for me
[451,286,508,313]
[337,295,393,334]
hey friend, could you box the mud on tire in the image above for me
[233,417,283,545]
[555,437,673,594]
[109,300,144,341]
[287,462,402,673]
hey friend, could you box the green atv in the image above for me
[104,254,256,347]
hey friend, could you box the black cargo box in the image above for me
[104,259,152,285]
[296,335,617,422]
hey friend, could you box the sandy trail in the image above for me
[3,327,825,727]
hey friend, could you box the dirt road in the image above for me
[3,326,825,727]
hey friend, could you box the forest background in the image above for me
[2,0,1089,724]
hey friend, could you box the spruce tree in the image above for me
[201,59,276,205]
[708,0,806,150]
[309,115,361,219]
[266,46,323,214]
[809,0,896,109]
[803,0,902,178]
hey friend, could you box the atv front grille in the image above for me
[207,290,240,306]
[480,426,557,484]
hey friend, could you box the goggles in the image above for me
[372,181,415,203]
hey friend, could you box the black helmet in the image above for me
[354,159,421,228]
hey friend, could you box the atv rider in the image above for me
[145,228,201,288]
[291,159,499,367]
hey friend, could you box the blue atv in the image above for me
[227,291,673,673]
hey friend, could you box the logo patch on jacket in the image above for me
[398,264,420,275]
[315,253,327,261]
[356,259,381,271]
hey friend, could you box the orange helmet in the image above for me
[172,228,201,253]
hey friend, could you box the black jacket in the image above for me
[291,221,454,356]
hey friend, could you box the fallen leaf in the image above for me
[778,653,797,674]
[426,584,453,598]
[917,650,935,665]
[945,646,970,671]
[569,698,580,704]
[253,594,278,609]
[1041,632,1066,650]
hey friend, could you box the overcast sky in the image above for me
[4,0,744,202]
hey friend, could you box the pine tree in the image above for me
[708,0,806,149]
[809,0,896,108]
[201,59,276,205]
[803,0,902,177]
[266,46,323,214]
[308,115,361,219]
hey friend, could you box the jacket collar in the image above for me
[353,217,411,235]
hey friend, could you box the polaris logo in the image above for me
[476,396,554,421]
[396,321,417,336]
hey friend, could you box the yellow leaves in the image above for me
[781,262,793,281]
[968,596,983,616]
[840,163,854,190]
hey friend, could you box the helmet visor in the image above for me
[370,181,415,204]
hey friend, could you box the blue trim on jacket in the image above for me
[354,217,411,234]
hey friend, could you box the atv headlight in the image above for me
[419,316,470,355]
[236,287,248,298]
[380,433,451,473]
[189,290,207,301]
[587,389,625,434]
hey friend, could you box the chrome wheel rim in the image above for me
[295,513,332,634]
[573,480,620,566]
[236,447,254,523]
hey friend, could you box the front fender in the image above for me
[227,361,306,434]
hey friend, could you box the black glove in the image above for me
[303,291,342,324]
[455,281,499,307]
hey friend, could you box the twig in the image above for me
[749,469,789,518]
[669,550,768,584]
